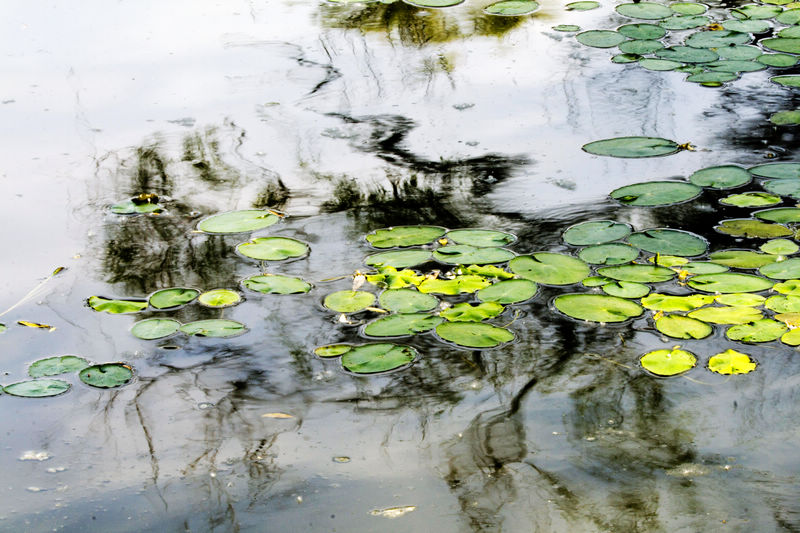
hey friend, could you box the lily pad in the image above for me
[779,26,800,38]
[686,71,739,84]
[236,237,309,261]
[87,296,148,314]
[148,288,200,309]
[689,165,751,189]
[649,255,688,267]
[719,192,781,207]
[628,229,708,256]
[379,289,439,313]
[445,229,516,247]
[758,54,798,67]
[687,272,774,293]
[366,226,446,249]
[79,363,134,389]
[641,293,715,311]
[562,220,632,245]
[761,239,798,255]
[598,264,675,282]
[579,243,639,265]
[432,245,515,265]
[476,279,538,304]
[483,0,540,15]
[610,182,702,206]
[655,315,713,339]
[762,179,800,199]
[688,306,763,324]
[726,319,787,342]
[781,328,800,345]
[457,264,514,279]
[715,44,765,60]
[616,2,674,19]
[583,276,614,287]
[341,343,418,374]
[365,249,432,269]
[362,313,443,337]
[618,23,667,39]
[770,110,800,125]
[509,253,590,285]
[576,30,626,48]
[365,267,424,289]
[765,294,800,312]
[773,279,800,294]
[197,210,280,234]
[771,75,800,87]
[639,58,682,71]
[111,198,164,215]
[28,356,90,377]
[566,0,599,9]
[640,348,697,376]
[754,207,800,223]
[759,257,800,279]
[682,262,729,274]
[323,290,376,313]
[131,318,182,340]
[435,322,515,348]
[553,24,581,32]
[715,219,792,239]
[440,302,505,322]
[708,60,765,73]
[3,379,71,398]
[655,46,718,63]
[619,39,665,54]
[242,274,312,295]
[314,344,352,358]
[670,1,707,14]
[777,8,800,23]
[602,281,651,298]
[685,30,751,48]
[707,349,757,375]
[731,4,782,19]
[749,163,800,180]
[197,289,242,308]
[179,319,247,338]
[715,293,765,306]
[583,137,681,158]
[708,250,778,269]
[553,293,644,322]
[418,275,492,295]
[659,14,709,29]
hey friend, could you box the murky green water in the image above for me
[2,0,800,531]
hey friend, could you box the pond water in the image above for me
[2,0,800,531]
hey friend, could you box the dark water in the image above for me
[2,1,800,532]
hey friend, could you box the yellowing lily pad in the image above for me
[687,273,773,293]
[726,320,787,342]
[687,306,763,325]
[197,289,242,308]
[87,296,148,314]
[641,293,715,312]
[715,293,765,307]
[418,275,492,295]
[314,344,352,358]
[707,349,757,375]
[715,219,792,239]
[708,250,778,269]
[719,192,781,208]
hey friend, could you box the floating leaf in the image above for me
[379,289,439,313]
[749,163,800,180]
[365,226,446,249]
[618,23,667,40]
[773,279,800,295]
[340,343,417,374]
[509,253,590,285]
[324,290,376,313]
[418,275,492,295]
[707,60,765,73]
[687,273,773,293]
[365,249,432,269]
[598,264,675,283]
[659,14,710,29]
[148,288,200,309]
[197,289,242,308]
[579,243,639,265]
[688,306,763,324]
[715,219,792,239]
[484,0,540,15]
[566,0,599,9]
[3,379,70,398]
[576,30,626,48]
[457,264,514,279]
[754,207,800,223]
[732,4,782,19]
[726,319,787,342]
[649,255,688,267]
[629,229,708,257]
[719,192,781,207]
[17,320,55,330]
[708,250,778,269]
[689,165,750,189]
[611,182,701,207]
[242,274,312,295]
[641,293,715,311]
[79,364,134,389]
[131,318,182,340]
[435,322,514,348]
[366,266,424,289]
[476,279,538,304]
[670,1,707,14]
[707,349,756,375]
[363,313,443,337]
[554,294,643,322]
[715,293,765,306]
[760,257,800,279]
[445,229,516,247]
[236,237,309,261]
[761,239,798,255]
[619,39,665,54]
[432,245,515,265]
[640,347,696,376]
[110,198,163,215]
[781,328,800,345]
[761,180,800,200]
[602,281,651,298]
[179,319,247,338]
[582,276,614,287]
[197,210,279,234]
[440,302,505,322]
[314,344,352,358]
[758,53,798,67]
[765,294,800,312]
[562,220,631,246]
[775,312,800,328]
[770,110,800,125]
[685,30,751,48]
[777,8,800,23]
[771,74,800,87]
[655,46,718,63]
[553,24,582,31]
[583,137,680,158]
[639,58,683,71]
[682,262,729,274]
[87,296,148,314]
[686,71,739,84]
[616,2,674,19]
[28,356,89,377]
[655,315,713,339]
[716,44,765,60]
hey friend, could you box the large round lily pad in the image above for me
[616,2,674,19]
[579,243,639,265]
[432,245,515,265]
[3,379,71,398]
[597,264,675,282]
[763,180,800,199]
[759,258,800,279]
[641,293,715,311]
[655,315,713,339]
[197,289,242,308]
[628,229,708,256]
[618,23,667,39]
[131,318,182,340]
[715,219,793,239]
[610,182,701,206]
[687,273,773,293]
[761,239,799,255]
[28,356,90,377]
[708,250,778,269]
[601,281,650,298]
[87,296,148,314]
[435,322,515,348]
[655,46,718,63]
[476,279,538,304]
[726,319,787,342]
[688,306,763,324]
[659,14,710,29]
[236,237,309,261]
[365,249,432,269]
[640,348,696,376]
[362,313,443,337]
[79,364,134,389]
[148,288,200,309]
[583,137,680,158]
[562,220,632,245]
[554,293,643,322]
[749,163,800,180]
[242,274,312,295]
[732,4,782,19]
[366,226,446,249]
[379,289,439,313]
[441,302,505,322]
[179,319,247,338]
[483,0,540,15]
[754,207,800,223]
[341,343,417,374]
[689,165,751,189]
[685,30,751,48]
[576,30,626,48]
[197,210,280,234]
[445,229,516,247]
[323,290,376,313]
[707,349,756,375]
[509,253,590,285]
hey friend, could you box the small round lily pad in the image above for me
[554,293,644,322]
[553,24,581,32]
[148,288,200,310]
[131,318,182,340]
[689,165,751,189]
[323,290,376,313]
[509,253,590,285]
[562,220,632,246]
[179,319,247,338]
[628,228,708,256]
[579,243,639,265]
[435,322,515,348]
[197,210,280,234]
[236,237,309,261]
[379,289,438,313]
[640,348,696,376]
[601,281,650,298]
[197,289,242,308]
[583,137,680,158]
[314,344,352,358]
[362,313,443,337]
[707,349,756,375]
[445,229,516,247]
[242,274,312,295]
[341,343,418,374]
[611,182,702,206]
[770,110,800,125]
[4,379,71,398]
[476,279,538,304]
[79,364,134,389]
[761,239,798,255]
[111,198,164,215]
[28,356,90,377]
[366,226,446,249]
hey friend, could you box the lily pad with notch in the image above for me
[197,289,242,308]
[341,343,417,374]
[707,349,757,375]
[148,288,200,309]
[639,58,683,71]
[682,262,729,274]
[379,289,439,313]
[719,192,781,207]
[759,257,800,279]
[28,356,90,377]
[708,250,778,269]
[761,239,798,255]
[553,293,644,322]
[362,313,443,337]
[483,0,540,15]
[562,220,632,246]
[765,294,800,312]
[432,245,515,265]
[476,279,538,304]
[685,30,752,48]
[771,75,800,87]
[641,293,715,311]
[655,315,713,339]
[619,40,665,54]
[509,253,590,285]
[726,319,787,342]
[670,1,708,14]
[640,347,696,377]
[583,137,681,158]
[435,322,515,348]
[131,318,182,340]
[87,296,148,314]
[3,379,71,398]
[618,23,667,39]
[180,319,247,338]
[687,272,773,293]
[242,274,312,295]
[110,197,164,215]
[365,226,446,249]
[197,210,280,234]
[774,279,800,295]
[79,363,134,389]
[610,182,702,206]
[236,237,309,262]
[715,219,792,239]
[598,264,675,283]
[758,54,799,67]
[440,302,505,322]
[689,165,751,189]
[716,44,765,59]
[731,4,783,19]
[365,249,432,269]
[715,293,765,306]
[445,229,516,247]
[576,30,626,48]
[602,281,651,298]
[628,228,708,256]
[324,290,376,313]
[578,243,639,265]
[566,0,599,9]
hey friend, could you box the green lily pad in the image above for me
[619,39,665,54]
[445,229,516,247]
[562,220,632,245]
[715,219,792,238]
[582,276,615,287]
[758,53,798,67]
[731,4,782,19]
[314,344,352,358]
[364,249,432,269]
[553,293,644,322]
[602,281,651,298]
[579,243,639,265]
[685,30,751,48]
[689,165,751,189]
[754,207,800,223]
[708,60,765,73]
[362,313,443,337]
[418,275,492,295]
[28,356,90,377]
[341,343,418,374]
[781,328,800,345]
[777,8,800,23]
[197,289,242,308]
[610,182,702,206]
[682,262,729,274]
[761,239,798,255]
[779,26,800,38]
[726,319,787,342]
[655,315,713,339]
[770,110,800,125]
[509,253,590,285]
[628,228,708,256]
[687,272,774,293]
[762,180,800,199]
[435,322,515,348]
[566,0,599,9]
[765,294,800,312]
[131,318,182,340]
[110,198,164,215]
[749,163,800,180]
[236,237,309,261]
[379,289,439,313]
[641,293,715,311]
[715,293,766,306]
[707,349,757,375]
[659,14,710,29]
[3,379,71,398]
[716,44,765,60]
[87,296,148,314]
[403,0,464,7]
[457,264,514,279]
[773,279,800,294]
[772,75,800,87]
[719,192,781,207]
[323,290,376,313]
[553,24,582,32]
[598,264,676,282]
[583,137,681,158]
[686,71,739,84]
[640,348,696,376]
[79,363,134,389]
[483,0,540,15]
[440,302,505,322]
[759,257,800,279]
[476,279,538,304]
[616,2,674,19]
[197,210,280,234]
[708,250,778,269]
[618,23,667,39]
[366,226,446,249]
[650,256,686,269]
[688,306,763,324]
[179,319,247,338]
[639,58,683,71]
[242,274,312,295]
[670,1,707,14]
[655,46,718,62]
[576,30,626,48]
[432,245,515,265]
[148,288,200,309]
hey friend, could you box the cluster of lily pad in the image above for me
[564,0,800,87]
[2,356,134,398]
